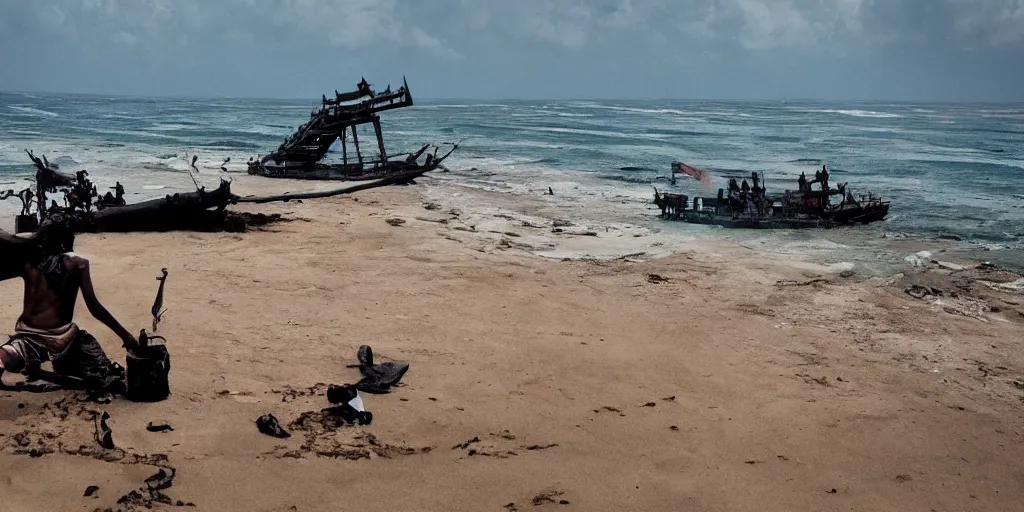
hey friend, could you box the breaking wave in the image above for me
[9,106,59,117]
[803,109,903,119]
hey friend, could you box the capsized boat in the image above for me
[653,169,890,229]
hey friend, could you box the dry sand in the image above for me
[1,181,1023,512]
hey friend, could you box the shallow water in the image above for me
[1,92,1021,270]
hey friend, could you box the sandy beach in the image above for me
[2,178,1023,512]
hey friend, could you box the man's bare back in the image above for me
[20,255,82,331]
[1,223,135,386]
[18,254,132,342]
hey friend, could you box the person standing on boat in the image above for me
[798,172,807,192]
[821,165,830,191]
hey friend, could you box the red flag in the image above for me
[672,161,714,193]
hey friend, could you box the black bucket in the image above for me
[125,344,171,402]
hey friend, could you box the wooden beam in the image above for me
[373,118,387,164]
[341,127,348,166]
[234,169,430,204]
[351,124,363,165]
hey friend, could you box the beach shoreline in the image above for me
[1,182,1022,511]
[4,94,1023,274]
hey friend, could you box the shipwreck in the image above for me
[653,166,890,229]
[247,77,454,181]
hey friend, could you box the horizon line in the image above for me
[2,89,1023,105]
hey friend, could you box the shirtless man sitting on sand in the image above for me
[0,222,135,390]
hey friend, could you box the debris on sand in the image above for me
[776,278,829,287]
[94,411,114,449]
[146,422,174,433]
[905,284,942,300]
[145,466,176,491]
[256,414,291,438]
[531,490,569,506]
[260,348,417,460]
[450,431,525,458]
[895,262,1024,322]
[414,216,449,224]
[116,465,187,509]
[271,383,330,402]
[646,274,669,284]
[289,425,427,461]
[352,345,410,394]
[306,401,373,427]
[523,444,558,451]
[386,218,407,227]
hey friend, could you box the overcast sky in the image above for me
[1,0,1023,101]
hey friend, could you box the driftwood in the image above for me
[775,278,830,287]
[7,145,457,235]
[237,172,422,204]
[74,180,235,233]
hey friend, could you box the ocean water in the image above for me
[1,92,1022,270]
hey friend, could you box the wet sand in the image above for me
[1,180,1023,511]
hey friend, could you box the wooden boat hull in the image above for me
[247,143,454,181]
[676,212,827,229]
[254,78,430,181]
[828,202,890,224]
[247,162,431,181]
[653,186,890,230]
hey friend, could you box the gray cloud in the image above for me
[0,0,1022,100]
